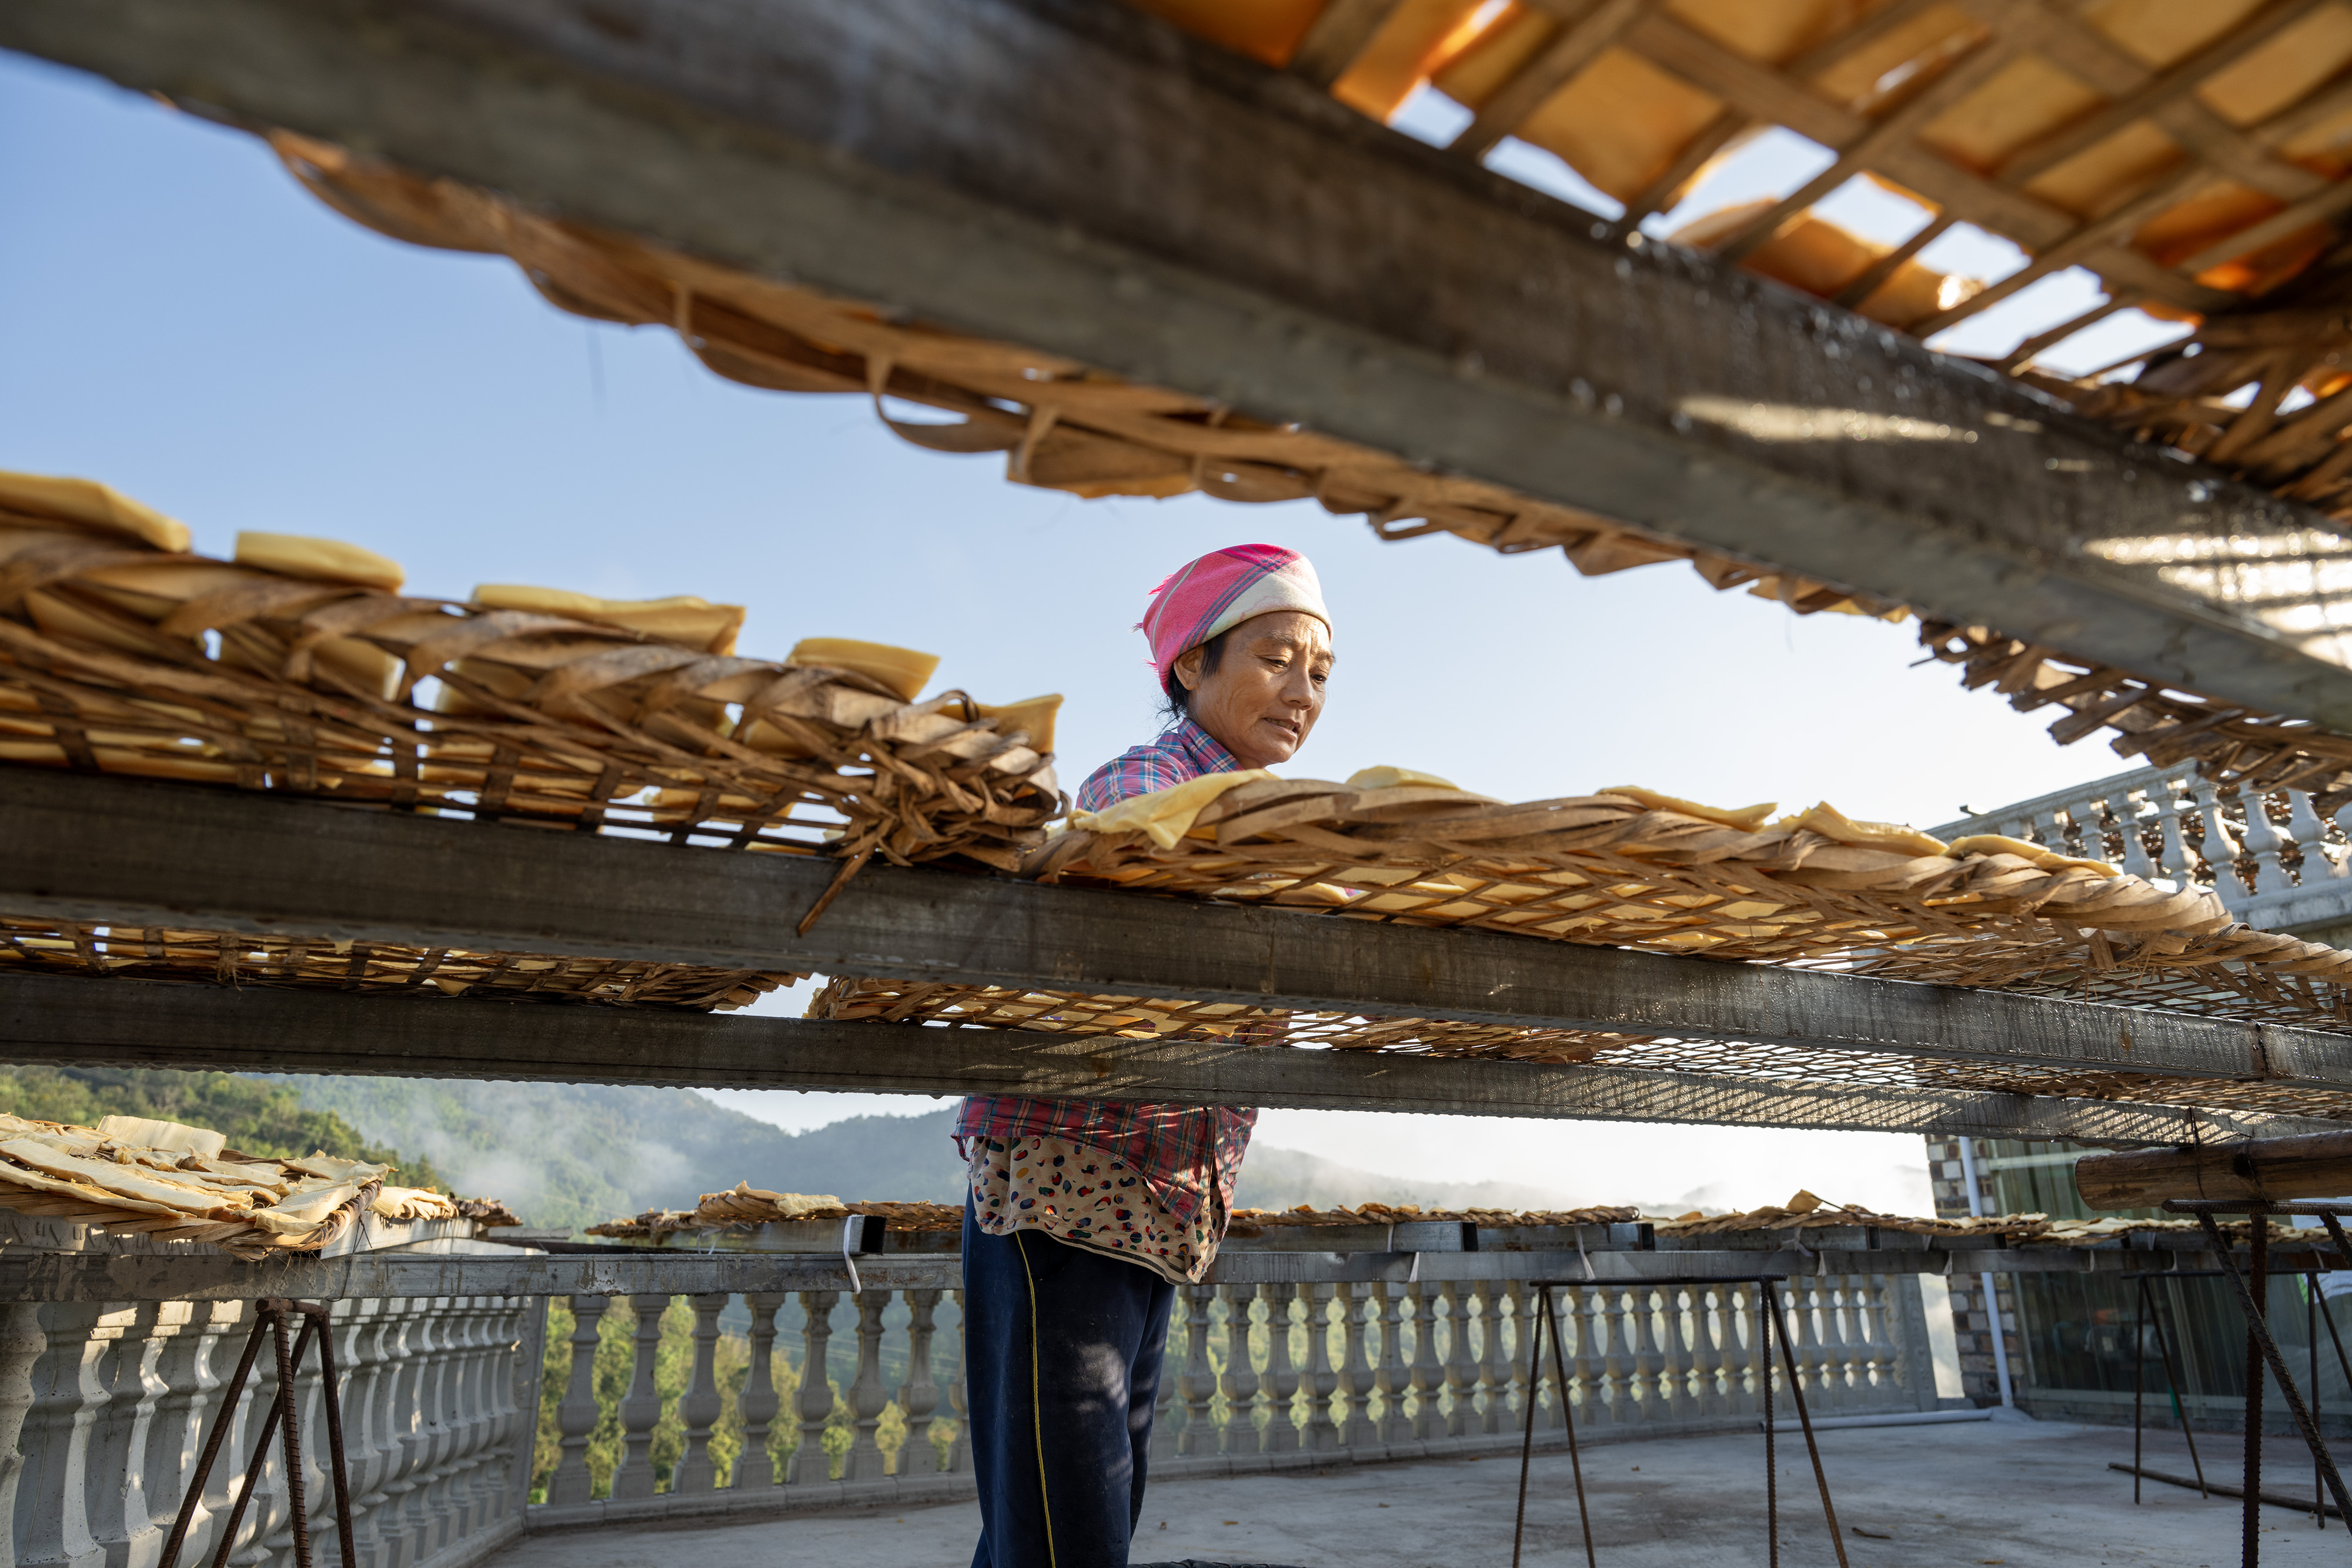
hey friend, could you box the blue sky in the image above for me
[3,52,2142,1212]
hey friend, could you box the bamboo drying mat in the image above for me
[265,129,2352,813]
[1026,779,2352,1013]
[0,1111,464,1261]
[587,1192,963,1242]
[809,974,2352,1125]
[0,918,799,1011]
[808,777,2352,1124]
[0,509,1061,877]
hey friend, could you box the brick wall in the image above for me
[1923,1134,2019,1406]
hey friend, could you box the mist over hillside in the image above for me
[275,1079,1613,1229]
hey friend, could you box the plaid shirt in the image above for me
[958,717,1257,1230]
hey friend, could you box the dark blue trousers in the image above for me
[963,1205,1177,1568]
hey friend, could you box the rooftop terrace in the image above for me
[487,1417,2349,1568]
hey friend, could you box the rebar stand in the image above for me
[158,1299,355,1568]
[2157,1201,2352,1566]
[1511,1275,1845,1568]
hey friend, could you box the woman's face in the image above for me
[1173,610,1332,769]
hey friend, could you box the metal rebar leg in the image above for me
[2196,1215,2352,1540]
[2134,1277,2147,1505]
[2149,1279,2208,1496]
[1512,1287,1544,1568]
[1542,1286,1597,1568]
[2311,1282,2322,1528]
[208,1306,293,1568]
[1763,1285,1776,1568]
[2247,1219,2265,1568]
[273,1308,315,1568]
[158,1313,270,1568]
[1765,1281,1850,1568]
[302,1303,358,1568]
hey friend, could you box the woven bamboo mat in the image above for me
[0,918,798,1011]
[808,777,2352,1123]
[0,1110,478,1261]
[0,498,1061,880]
[260,132,2352,814]
[810,974,2352,1125]
[1025,778,2352,1009]
[586,1189,963,1241]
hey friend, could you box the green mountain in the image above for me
[274,1078,1582,1229]
[0,1066,447,1190]
[0,1065,1587,1231]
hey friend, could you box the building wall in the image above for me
[1923,1136,2020,1407]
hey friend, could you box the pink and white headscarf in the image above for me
[1138,544,1329,683]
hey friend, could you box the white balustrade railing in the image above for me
[4,1295,534,1568]
[1936,760,2352,934]
[522,1265,1935,1527]
[5,1261,1935,1555]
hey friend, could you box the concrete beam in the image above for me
[5,0,2352,721]
[4,771,2349,1112]
[1,969,2316,1145]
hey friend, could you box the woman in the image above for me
[958,543,1333,1568]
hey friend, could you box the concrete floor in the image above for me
[491,1418,2351,1567]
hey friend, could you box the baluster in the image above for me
[785,1292,838,1485]
[2116,788,2157,878]
[1438,1283,1477,1439]
[1625,1286,1663,1429]
[1258,1285,1299,1454]
[477,1298,527,1530]
[1747,1283,1776,1416]
[1218,1283,1259,1455]
[672,1293,728,1492]
[17,1302,115,1568]
[1500,1284,1532,1430]
[1842,1277,1879,1402]
[396,1298,456,1553]
[359,1302,422,1563]
[1866,1276,1903,1401]
[1334,1284,1378,1449]
[1794,1282,1832,1412]
[83,1303,168,1568]
[329,1300,389,1562]
[545,1298,604,1507]
[946,1289,973,1474]
[841,1291,889,1483]
[1658,1285,1696,1424]
[1405,1283,1445,1442]
[15,1298,116,1568]
[2239,787,2294,894]
[430,1298,486,1544]
[1599,1285,1635,1428]
[1818,1280,1856,1410]
[1301,1286,1341,1452]
[142,1300,229,1565]
[1687,1285,1725,1419]
[0,1303,44,1564]
[1372,1283,1411,1445]
[1175,1287,1218,1457]
[735,1292,788,1487]
[2193,779,2250,901]
[1565,1288,1602,1432]
[2290,790,2343,880]
[898,1288,943,1477]
[2155,778,2198,889]
[1476,1283,1509,1435]
[606,1294,668,1500]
